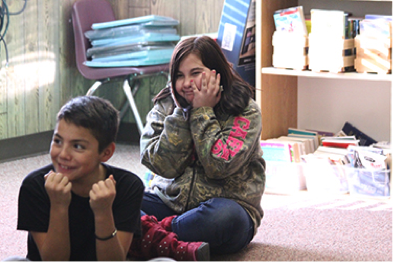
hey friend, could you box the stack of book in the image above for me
[308,9,355,73]
[260,124,390,197]
[260,127,321,194]
[272,6,309,70]
[83,15,180,67]
[354,14,392,74]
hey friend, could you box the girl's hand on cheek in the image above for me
[192,70,221,108]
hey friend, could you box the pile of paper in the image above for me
[84,15,180,67]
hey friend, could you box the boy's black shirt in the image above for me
[17,163,144,261]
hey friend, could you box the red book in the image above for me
[321,139,359,149]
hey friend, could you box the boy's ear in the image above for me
[100,142,116,162]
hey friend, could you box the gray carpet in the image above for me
[1,143,391,261]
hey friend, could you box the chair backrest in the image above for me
[72,0,125,80]
[72,0,170,81]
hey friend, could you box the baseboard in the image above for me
[0,131,53,163]
[117,122,141,144]
[0,123,140,163]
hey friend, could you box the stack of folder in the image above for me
[84,15,180,67]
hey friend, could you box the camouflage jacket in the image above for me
[140,95,266,235]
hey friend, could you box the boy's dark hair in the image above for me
[57,96,120,153]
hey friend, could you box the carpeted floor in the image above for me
[1,143,392,261]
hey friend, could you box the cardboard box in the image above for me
[217,0,256,86]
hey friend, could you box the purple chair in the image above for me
[71,0,170,134]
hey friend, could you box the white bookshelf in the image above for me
[256,0,392,145]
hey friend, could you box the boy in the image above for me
[17,96,144,261]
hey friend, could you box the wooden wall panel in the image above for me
[37,0,60,132]
[0,67,6,139]
[180,0,196,36]
[195,0,220,34]
[6,0,27,138]
[23,0,40,135]
[130,1,150,18]
[59,0,79,104]
[0,44,7,139]
[0,0,225,140]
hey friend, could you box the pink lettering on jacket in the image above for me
[211,117,250,160]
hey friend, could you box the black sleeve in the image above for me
[110,166,145,237]
[17,165,52,232]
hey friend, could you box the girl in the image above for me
[138,35,266,258]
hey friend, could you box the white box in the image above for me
[264,161,306,194]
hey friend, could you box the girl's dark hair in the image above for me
[155,36,254,116]
[57,96,120,153]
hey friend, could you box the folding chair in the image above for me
[71,0,170,135]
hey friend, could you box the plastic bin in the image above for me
[304,163,349,195]
[346,168,390,198]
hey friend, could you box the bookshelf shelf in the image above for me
[261,67,392,82]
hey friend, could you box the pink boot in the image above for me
[129,215,210,261]
[159,215,177,231]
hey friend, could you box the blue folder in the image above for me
[91,15,179,30]
[85,48,174,67]
[91,33,180,47]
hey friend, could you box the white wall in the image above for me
[298,78,391,142]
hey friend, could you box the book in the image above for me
[341,121,377,146]
[313,146,350,165]
[260,141,293,162]
[314,145,348,155]
[273,6,308,35]
[371,141,391,150]
[287,134,316,153]
[306,129,335,137]
[359,19,392,38]
[321,135,357,141]
[359,16,392,38]
[321,139,360,149]
[310,9,347,37]
[288,127,319,150]
[277,136,312,155]
[266,138,302,162]
[288,127,318,137]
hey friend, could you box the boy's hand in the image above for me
[191,69,221,108]
[44,170,72,208]
[89,175,116,214]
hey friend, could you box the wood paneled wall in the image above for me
[0,0,224,140]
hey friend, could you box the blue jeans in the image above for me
[141,192,254,255]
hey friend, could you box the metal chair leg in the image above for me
[86,81,103,96]
[122,78,144,135]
